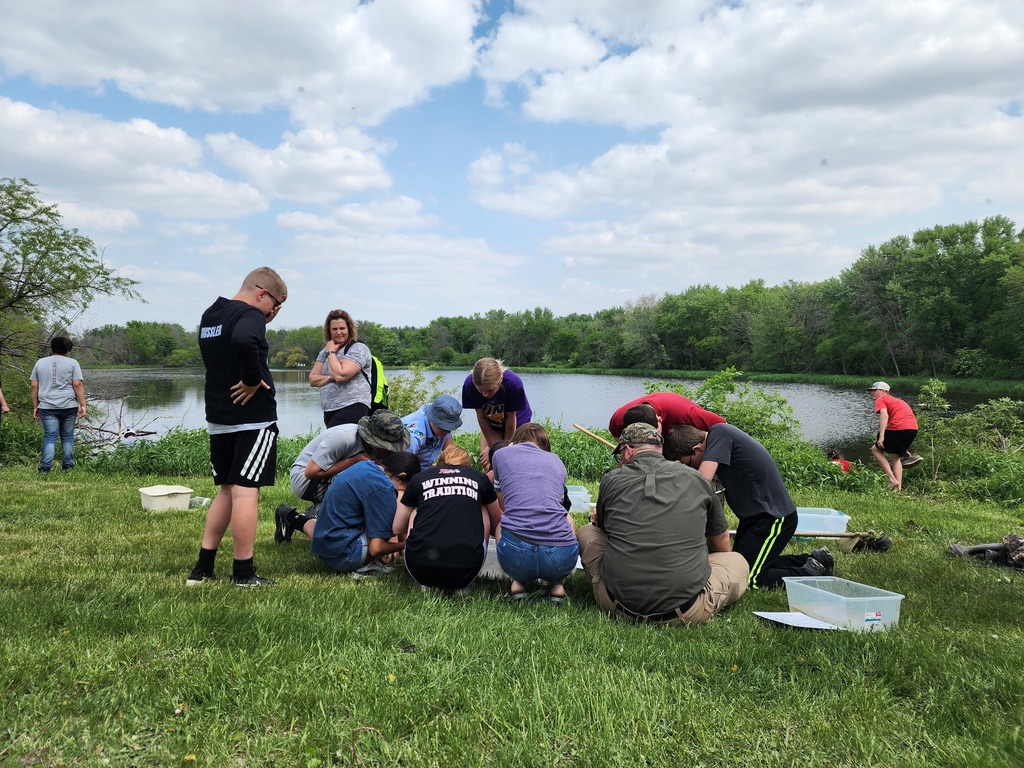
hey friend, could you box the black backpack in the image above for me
[344,340,389,413]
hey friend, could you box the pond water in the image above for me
[85,368,904,461]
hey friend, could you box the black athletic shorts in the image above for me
[878,429,917,457]
[210,424,278,487]
[405,558,482,591]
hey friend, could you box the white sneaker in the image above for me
[350,559,393,579]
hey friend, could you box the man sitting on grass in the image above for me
[577,423,749,626]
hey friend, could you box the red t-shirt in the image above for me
[874,393,918,430]
[608,391,726,438]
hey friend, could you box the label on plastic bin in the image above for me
[864,610,883,625]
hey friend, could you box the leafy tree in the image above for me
[0,178,139,368]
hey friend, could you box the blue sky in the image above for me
[2,0,1022,332]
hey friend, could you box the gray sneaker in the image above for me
[901,454,924,468]
[350,559,394,580]
[232,574,276,588]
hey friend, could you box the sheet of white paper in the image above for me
[754,611,841,630]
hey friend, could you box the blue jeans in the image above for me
[317,533,368,574]
[496,528,579,585]
[39,407,78,470]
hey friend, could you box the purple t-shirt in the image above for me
[492,442,576,546]
[461,369,532,435]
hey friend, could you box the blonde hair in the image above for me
[241,267,288,303]
[437,445,472,467]
[323,309,358,344]
[511,422,549,452]
[472,357,505,391]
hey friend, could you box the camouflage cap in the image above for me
[357,409,411,453]
[613,422,664,455]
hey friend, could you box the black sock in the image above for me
[287,510,311,532]
[233,557,256,580]
[195,547,217,575]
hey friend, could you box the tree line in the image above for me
[3,175,1023,385]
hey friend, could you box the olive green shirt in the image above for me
[596,451,727,615]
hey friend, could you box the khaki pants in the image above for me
[577,523,749,626]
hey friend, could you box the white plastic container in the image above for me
[566,485,592,512]
[795,507,851,534]
[139,485,193,512]
[783,576,904,632]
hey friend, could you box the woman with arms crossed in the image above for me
[309,310,372,428]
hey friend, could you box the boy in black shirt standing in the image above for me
[187,267,287,587]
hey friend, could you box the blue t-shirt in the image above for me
[310,460,397,560]
[461,369,532,434]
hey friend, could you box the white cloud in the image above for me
[5,1,1024,332]
[0,0,481,128]
[206,128,392,204]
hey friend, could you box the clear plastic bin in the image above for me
[795,507,851,534]
[783,576,904,632]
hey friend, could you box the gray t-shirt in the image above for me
[702,423,796,520]
[315,343,371,412]
[596,451,727,615]
[289,424,365,500]
[31,355,84,409]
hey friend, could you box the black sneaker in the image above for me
[798,557,828,577]
[185,567,216,586]
[232,574,275,588]
[809,547,835,575]
[274,504,294,544]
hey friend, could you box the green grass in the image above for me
[1,466,1022,767]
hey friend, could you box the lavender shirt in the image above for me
[492,442,576,546]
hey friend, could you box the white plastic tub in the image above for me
[783,576,904,632]
[795,507,851,534]
[566,485,592,512]
[139,485,193,512]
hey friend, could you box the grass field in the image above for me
[1,466,1022,767]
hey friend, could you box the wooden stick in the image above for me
[572,423,615,449]
[728,529,869,539]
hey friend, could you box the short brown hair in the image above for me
[663,425,704,462]
[241,267,288,303]
[511,422,549,452]
[622,403,658,429]
[323,309,358,344]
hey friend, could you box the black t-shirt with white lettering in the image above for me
[401,465,497,569]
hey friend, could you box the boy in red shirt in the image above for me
[867,382,918,491]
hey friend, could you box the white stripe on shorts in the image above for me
[241,428,275,481]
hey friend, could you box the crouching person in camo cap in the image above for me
[274,410,420,579]
[283,407,417,522]
[577,422,749,626]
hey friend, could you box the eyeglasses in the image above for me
[256,285,282,309]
